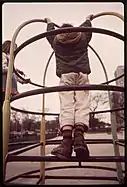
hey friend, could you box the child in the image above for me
[2,40,30,105]
[45,15,93,159]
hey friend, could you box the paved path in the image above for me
[5,132,124,185]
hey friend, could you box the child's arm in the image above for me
[16,68,26,76]
[2,53,8,73]
[45,18,56,47]
[79,14,93,44]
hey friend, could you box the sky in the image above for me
[2,2,124,122]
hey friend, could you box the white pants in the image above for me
[59,72,90,131]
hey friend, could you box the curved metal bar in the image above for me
[42,44,109,94]
[5,169,40,183]
[10,84,124,102]
[12,26,124,89]
[2,19,50,175]
[12,25,124,185]
[90,107,124,114]
[14,43,109,91]
[10,105,124,116]
[11,106,59,115]
[13,66,45,88]
[5,164,125,184]
[5,163,125,183]
[92,11,124,21]
[11,31,123,117]
[13,17,124,88]
[2,19,60,183]
[90,12,124,183]
[13,24,59,84]
[88,44,109,82]
[28,81,45,88]
[45,165,125,172]
[13,27,124,59]
[43,51,54,86]
[102,74,124,85]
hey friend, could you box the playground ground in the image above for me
[5,132,124,185]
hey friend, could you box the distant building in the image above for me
[114,65,124,86]
[112,66,124,129]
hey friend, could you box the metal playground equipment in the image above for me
[3,12,125,185]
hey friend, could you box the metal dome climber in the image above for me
[3,12,124,185]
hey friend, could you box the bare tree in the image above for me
[90,92,108,119]
[10,110,21,132]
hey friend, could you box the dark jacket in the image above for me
[46,20,92,78]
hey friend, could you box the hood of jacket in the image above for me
[55,32,81,44]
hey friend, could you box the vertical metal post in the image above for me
[2,18,46,181]
[3,42,15,177]
[89,13,124,181]
[39,59,48,185]
[40,93,46,184]
[108,92,124,183]
[89,31,124,182]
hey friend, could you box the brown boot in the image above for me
[51,130,73,159]
[74,125,89,159]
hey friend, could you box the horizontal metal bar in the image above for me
[45,165,125,172]
[102,73,124,85]
[4,183,31,186]
[7,155,125,162]
[8,141,39,146]
[5,169,40,183]
[90,107,124,114]
[46,139,124,145]
[9,142,43,155]
[11,106,59,116]
[4,175,119,185]
[8,139,125,147]
[20,175,39,178]
[7,139,124,157]
[5,165,125,184]
[115,142,125,147]
[10,84,124,102]
[46,141,114,145]
[45,175,118,181]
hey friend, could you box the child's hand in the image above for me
[86,14,94,21]
[44,18,52,24]
[16,69,26,76]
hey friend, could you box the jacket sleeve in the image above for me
[2,53,8,73]
[79,20,92,44]
[46,22,56,47]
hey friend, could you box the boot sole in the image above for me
[74,145,89,159]
[51,152,71,160]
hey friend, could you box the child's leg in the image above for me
[75,73,90,131]
[51,72,76,158]
[59,73,76,131]
[74,72,90,158]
